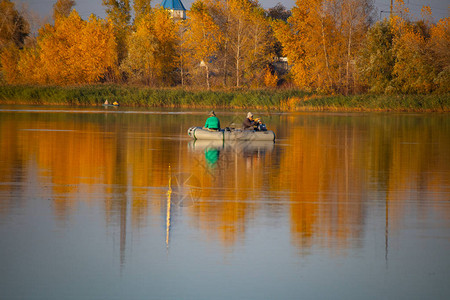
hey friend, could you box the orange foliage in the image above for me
[263,66,278,88]
[184,0,223,88]
[429,17,450,92]
[0,43,19,83]
[35,11,117,85]
[122,7,178,85]
[273,0,371,93]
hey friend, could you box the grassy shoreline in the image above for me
[0,85,448,112]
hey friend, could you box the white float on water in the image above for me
[187,126,275,141]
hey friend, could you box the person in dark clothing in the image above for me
[243,112,256,130]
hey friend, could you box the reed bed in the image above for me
[0,85,448,112]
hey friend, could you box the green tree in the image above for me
[391,21,434,93]
[357,20,395,93]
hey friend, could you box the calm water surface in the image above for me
[0,106,449,299]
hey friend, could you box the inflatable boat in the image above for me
[187,126,275,141]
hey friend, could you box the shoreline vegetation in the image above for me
[2,1,449,110]
[0,85,448,112]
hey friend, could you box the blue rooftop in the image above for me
[161,0,186,11]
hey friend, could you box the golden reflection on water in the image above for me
[0,110,449,254]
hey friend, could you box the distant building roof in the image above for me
[161,0,186,11]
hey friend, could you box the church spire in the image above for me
[161,0,187,20]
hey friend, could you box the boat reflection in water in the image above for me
[165,140,275,249]
[188,139,275,172]
[188,140,274,158]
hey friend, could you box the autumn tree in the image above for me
[428,17,450,93]
[273,0,373,93]
[358,0,448,94]
[53,0,76,20]
[205,0,273,87]
[202,0,231,86]
[177,20,189,86]
[391,19,434,93]
[0,0,29,49]
[245,4,273,87]
[357,20,395,93]
[341,0,374,93]
[266,3,291,58]
[121,7,178,85]
[28,11,116,85]
[267,3,291,21]
[133,0,151,25]
[0,43,19,83]
[386,1,448,93]
[0,0,29,83]
[272,0,335,91]
[16,46,41,84]
[102,0,131,65]
[227,0,253,87]
[184,0,223,89]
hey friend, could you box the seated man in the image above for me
[243,112,256,130]
[204,110,220,131]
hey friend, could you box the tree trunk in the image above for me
[320,19,333,90]
[206,65,210,89]
[235,18,242,87]
[346,26,352,95]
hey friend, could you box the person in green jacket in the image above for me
[204,111,220,131]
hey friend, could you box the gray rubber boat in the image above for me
[187,127,275,141]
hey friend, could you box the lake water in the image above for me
[0,106,449,299]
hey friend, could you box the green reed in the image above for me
[0,85,448,112]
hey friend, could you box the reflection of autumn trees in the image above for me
[277,115,450,251]
[273,116,367,252]
[0,112,449,253]
[185,145,272,247]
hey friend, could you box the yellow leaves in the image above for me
[183,1,224,88]
[263,67,278,88]
[32,10,117,85]
[390,12,447,93]
[186,1,222,64]
[17,46,43,84]
[420,5,433,21]
[273,0,336,90]
[360,7,448,94]
[429,17,450,92]
[0,43,19,84]
[121,7,179,85]
[133,0,152,24]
